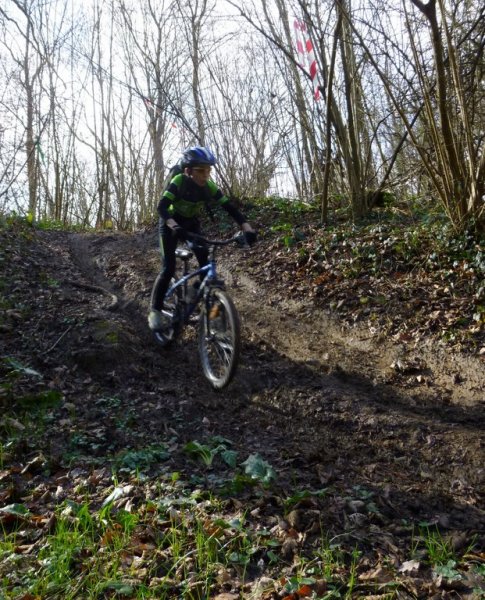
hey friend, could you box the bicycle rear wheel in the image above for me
[198,289,241,389]
[153,279,181,348]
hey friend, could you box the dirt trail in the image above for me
[51,229,483,533]
[2,223,484,598]
[4,227,483,522]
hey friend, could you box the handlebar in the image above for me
[185,232,247,247]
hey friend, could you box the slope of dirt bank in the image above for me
[24,227,485,518]
[1,224,484,598]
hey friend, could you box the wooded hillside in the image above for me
[1,0,484,231]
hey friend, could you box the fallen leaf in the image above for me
[0,503,30,520]
[21,455,45,474]
[359,566,392,582]
[399,559,420,574]
[296,584,313,597]
[102,485,134,507]
[5,417,25,431]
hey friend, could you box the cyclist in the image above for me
[149,146,257,331]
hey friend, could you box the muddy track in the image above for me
[58,230,484,534]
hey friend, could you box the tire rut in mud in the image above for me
[63,229,485,532]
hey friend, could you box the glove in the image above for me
[173,226,188,241]
[244,230,257,246]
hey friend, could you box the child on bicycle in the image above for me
[149,146,257,331]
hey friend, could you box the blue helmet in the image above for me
[182,146,216,167]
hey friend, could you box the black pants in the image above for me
[150,218,208,311]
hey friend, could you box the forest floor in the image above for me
[0,206,484,599]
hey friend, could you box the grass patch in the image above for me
[0,481,411,599]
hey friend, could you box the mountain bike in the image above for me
[152,232,244,389]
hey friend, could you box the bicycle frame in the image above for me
[165,242,226,324]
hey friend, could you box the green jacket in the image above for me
[158,174,245,225]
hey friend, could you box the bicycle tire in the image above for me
[198,288,241,389]
[153,278,182,348]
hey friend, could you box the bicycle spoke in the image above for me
[207,337,233,368]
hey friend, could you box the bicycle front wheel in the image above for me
[198,289,241,389]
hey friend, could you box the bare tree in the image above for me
[346,0,484,231]
[36,0,80,223]
[118,0,190,218]
[204,39,284,198]
[226,0,392,221]
[173,0,216,145]
[406,0,484,230]
[0,0,49,216]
